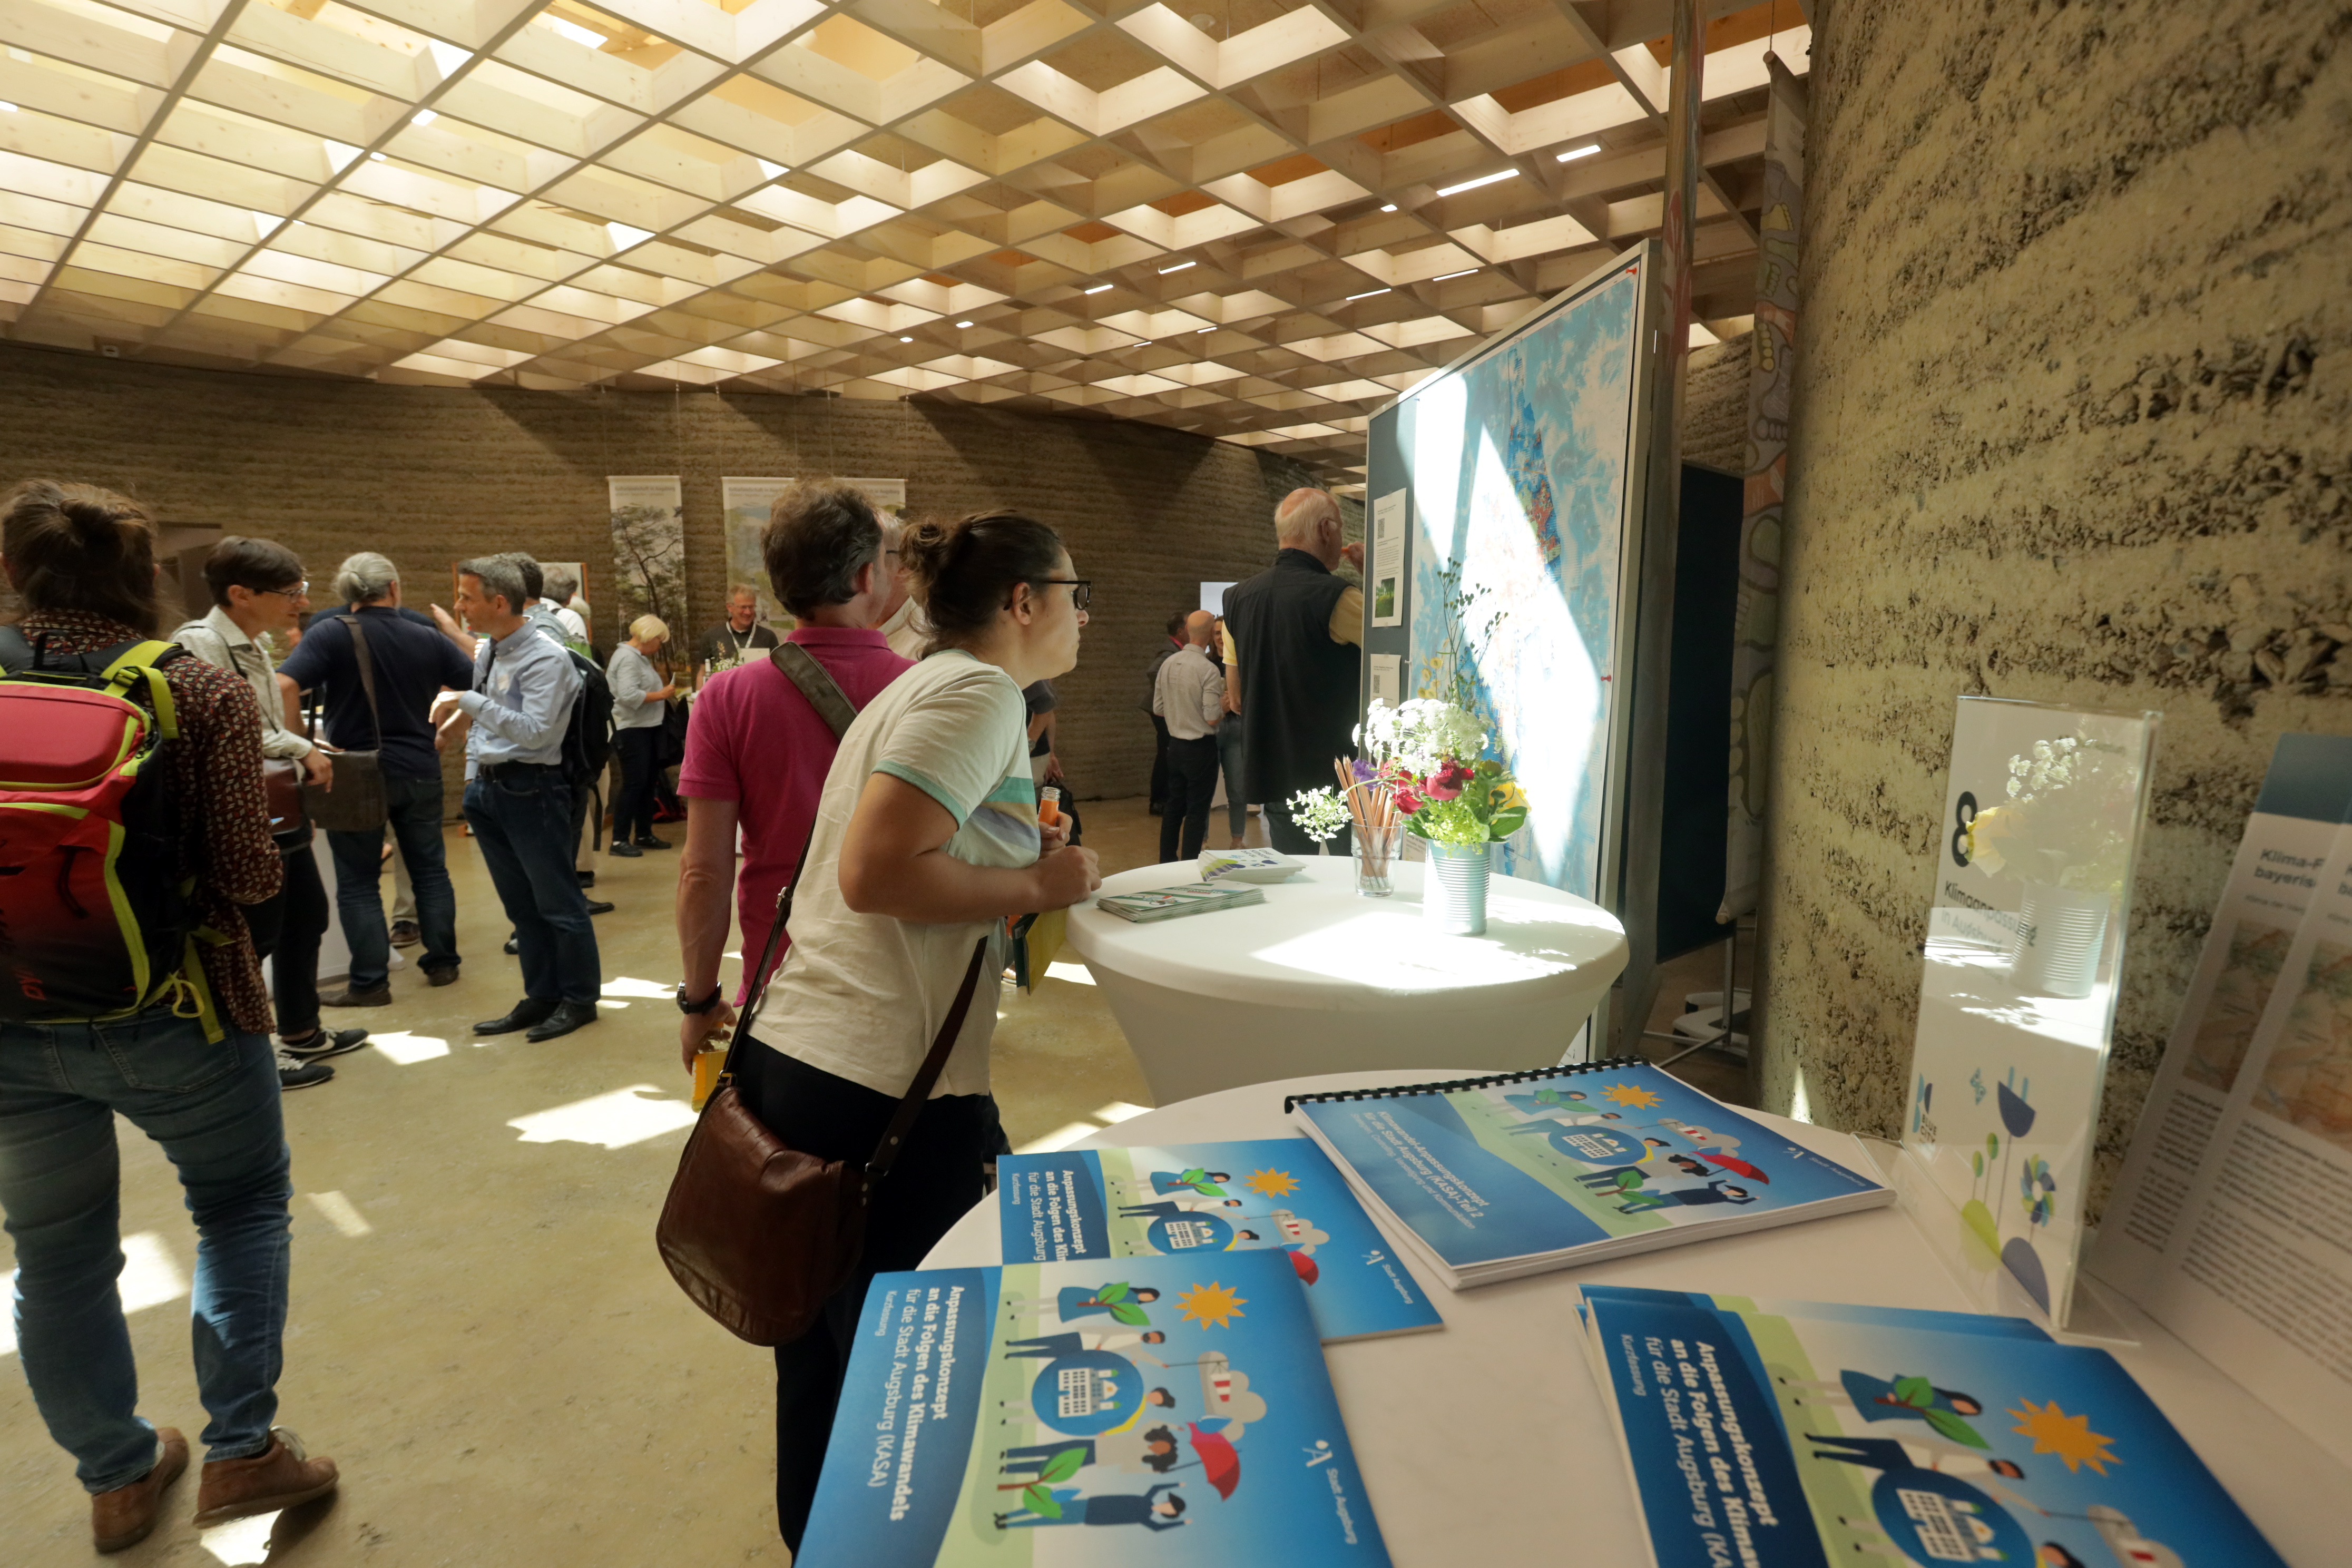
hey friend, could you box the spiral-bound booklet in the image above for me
[1286,1062,1892,1289]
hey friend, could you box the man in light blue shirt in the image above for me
[451,555,603,1042]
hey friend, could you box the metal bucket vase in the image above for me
[1423,840,1492,935]
[2007,881,2110,999]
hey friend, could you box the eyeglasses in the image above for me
[1034,577,1091,611]
[256,581,308,600]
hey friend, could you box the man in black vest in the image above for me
[1221,488,1365,854]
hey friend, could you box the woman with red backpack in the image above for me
[0,481,340,1551]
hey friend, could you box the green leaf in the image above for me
[1110,1301,1150,1325]
[1039,1448,1086,1484]
[1892,1375,1936,1406]
[1098,1282,1131,1304]
[1487,807,1528,839]
[1024,1484,1064,1518]
[1922,1408,1990,1448]
[1972,1152,1984,1177]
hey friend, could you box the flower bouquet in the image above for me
[1962,730,2143,998]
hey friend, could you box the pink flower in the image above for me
[1395,787,1425,815]
[1425,760,1474,801]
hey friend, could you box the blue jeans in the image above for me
[327,772,458,989]
[0,1010,290,1491]
[1217,713,1248,838]
[464,767,601,1006]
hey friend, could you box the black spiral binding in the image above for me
[1281,1057,1653,1114]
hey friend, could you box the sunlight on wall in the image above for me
[1,1231,187,1357]
[1788,1069,1815,1124]
[507,1085,698,1150]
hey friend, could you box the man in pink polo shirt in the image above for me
[673,481,915,1063]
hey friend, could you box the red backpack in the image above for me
[0,626,202,1025]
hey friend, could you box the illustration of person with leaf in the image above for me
[994,1482,1187,1531]
[1000,1281,1160,1328]
[1004,1329,1171,1368]
[1150,1167,1231,1196]
[998,1427,1182,1482]
[1778,1370,1991,1446]
[1120,1196,1248,1219]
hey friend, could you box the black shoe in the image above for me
[503,935,519,955]
[525,1000,600,1042]
[577,870,596,888]
[425,964,460,987]
[609,840,643,858]
[633,835,672,850]
[475,997,558,1035]
[281,1027,369,1061]
[318,985,391,1008]
[585,899,614,916]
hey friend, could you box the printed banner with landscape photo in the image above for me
[607,475,685,633]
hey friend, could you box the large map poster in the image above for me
[1404,261,1645,900]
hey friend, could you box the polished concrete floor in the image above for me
[2,796,1749,1563]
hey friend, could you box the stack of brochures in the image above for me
[1576,1285,2288,1568]
[1196,847,1303,883]
[1095,882,1266,923]
[1287,1061,1892,1288]
[799,1249,1394,1566]
[996,1136,1444,1343]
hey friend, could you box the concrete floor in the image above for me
[1,796,1750,1563]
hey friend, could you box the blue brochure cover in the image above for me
[1580,1289,2286,1568]
[801,1249,1393,1568]
[1576,1285,2052,1342]
[997,1139,1443,1343]
[1290,1063,1891,1286]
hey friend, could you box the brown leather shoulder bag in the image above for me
[654,641,991,1346]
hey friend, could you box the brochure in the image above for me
[1576,1285,2051,1342]
[799,1249,1393,1568]
[1287,1062,1890,1289]
[1578,1288,2288,1568]
[1095,884,1267,923]
[997,1139,1444,1343]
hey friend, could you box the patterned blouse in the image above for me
[17,610,282,1036]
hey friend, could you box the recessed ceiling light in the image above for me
[1083,283,1112,294]
[1158,260,1194,273]
[1346,288,1390,301]
[1379,203,1396,213]
[1433,268,1475,281]
[955,320,973,328]
[368,151,386,162]
[899,335,913,342]
[411,109,437,126]
[1434,169,1517,197]
[547,17,608,49]
[1556,143,1601,163]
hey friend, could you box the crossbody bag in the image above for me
[300,613,390,832]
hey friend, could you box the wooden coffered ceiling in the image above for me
[0,0,1809,477]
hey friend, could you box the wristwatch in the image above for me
[675,983,725,1015]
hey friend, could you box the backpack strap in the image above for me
[770,642,858,740]
[97,640,184,741]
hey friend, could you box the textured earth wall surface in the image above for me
[0,345,1326,803]
[1764,0,2352,1216]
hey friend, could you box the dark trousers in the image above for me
[1147,716,1170,809]
[734,1040,989,1553]
[1265,794,1349,857]
[326,773,457,990]
[1217,712,1247,839]
[1158,734,1220,863]
[613,726,661,843]
[244,840,328,1038]
[463,766,601,1005]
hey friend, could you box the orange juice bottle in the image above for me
[1037,786,1062,827]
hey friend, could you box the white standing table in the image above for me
[1064,859,1629,1102]
[925,1071,2334,1566]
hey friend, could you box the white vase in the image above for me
[2007,881,2110,999]
[1423,840,1492,935]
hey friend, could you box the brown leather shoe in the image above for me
[92,1426,188,1553]
[192,1428,339,1527]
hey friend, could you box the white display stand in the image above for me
[924,1072,2338,1566]
[1065,859,1627,1102]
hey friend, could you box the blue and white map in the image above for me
[1404,262,1643,898]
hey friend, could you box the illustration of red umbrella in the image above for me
[1703,1153,1769,1183]
[1182,1423,1241,1499]
[1286,1249,1320,1285]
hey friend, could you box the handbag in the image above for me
[656,638,988,1346]
[299,613,389,833]
[261,756,310,845]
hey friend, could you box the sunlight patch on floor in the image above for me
[199,1512,278,1565]
[1012,1100,1153,1153]
[1044,961,1096,986]
[507,1086,698,1150]
[1,1231,187,1357]
[369,1031,450,1065]
[305,1192,373,1239]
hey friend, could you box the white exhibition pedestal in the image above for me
[925,1071,2336,1566]
[1064,858,1628,1102]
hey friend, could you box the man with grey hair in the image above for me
[1221,486,1365,855]
[278,551,476,1000]
[538,564,588,646]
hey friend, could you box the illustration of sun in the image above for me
[2007,1399,2119,1475]
[1177,1281,1248,1330]
[1601,1083,1662,1110]
[1243,1168,1301,1198]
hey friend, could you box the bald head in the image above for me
[1183,610,1216,646]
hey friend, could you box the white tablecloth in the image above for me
[926,1071,2335,1566]
[1064,859,1629,1101]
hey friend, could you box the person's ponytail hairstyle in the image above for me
[897,509,1064,652]
[1,479,163,635]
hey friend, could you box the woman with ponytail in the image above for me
[732,507,1102,1550]
[0,481,339,1548]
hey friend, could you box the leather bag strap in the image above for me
[865,937,991,1187]
[336,613,387,749]
[770,641,858,740]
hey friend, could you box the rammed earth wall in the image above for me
[0,343,1332,806]
[1761,0,2352,1214]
